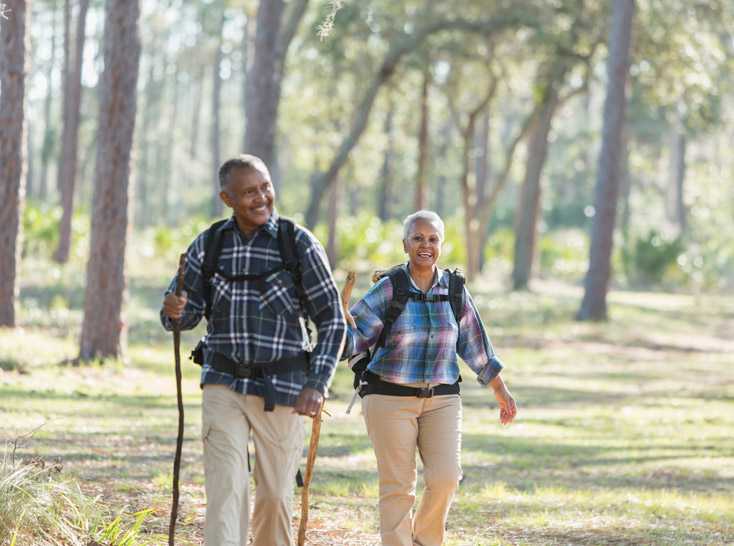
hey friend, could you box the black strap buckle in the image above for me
[416,387,434,398]
[234,362,253,379]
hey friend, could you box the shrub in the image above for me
[625,229,685,286]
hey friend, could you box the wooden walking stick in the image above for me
[168,254,186,546]
[297,271,356,546]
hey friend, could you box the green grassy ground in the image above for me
[1,258,733,545]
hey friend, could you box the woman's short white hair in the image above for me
[402,210,445,241]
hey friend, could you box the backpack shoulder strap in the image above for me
[277,217,311,325]
[447,268,466,325]
[202,219,229,320]
[375,266,411,349]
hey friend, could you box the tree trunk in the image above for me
[245,0,308,183]
[0,0,29,327]
[190,64,204,160]
[163,61,180,223]
[415,68,430,211]
[577,0,635,321]
[326,176,340,267]
[54,0,90,263]
[670,127,687,235]
[79,0,141,361]
[377,102,395,221]
[39,0,59,203]
[511,90,560,290]
[135,55,158,227]
[26,118,34,199]
[211,8,225,218]
[303,13,532,228]
[475,110,491,271]
[240,13,252,151]
[433,121,452,218]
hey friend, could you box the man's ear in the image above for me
[219,188,232,209]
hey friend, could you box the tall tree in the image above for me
[303,10,538,228]
[376,100,396,221]
[134,53,160,227]
[79,0,141,360]
[0,0,30,327]
[512,5,593,290]
[38,0,59,203]
[53,0,90,263]
[577,0,635,321]
[210,7,225,217]
[414,66,431,210]
[244,0,308,181]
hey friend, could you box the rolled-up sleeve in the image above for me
[296,230,346,395]
[160,234,207,332]
[456,286,504,385]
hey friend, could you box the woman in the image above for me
[344,210,517,546]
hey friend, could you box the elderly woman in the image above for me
[344,210,517,546]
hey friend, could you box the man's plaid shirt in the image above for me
[161,213,346,407]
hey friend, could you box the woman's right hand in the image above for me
[163,291,187,320]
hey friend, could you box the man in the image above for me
[161,154,346,546]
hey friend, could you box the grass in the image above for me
[1,258,733,545]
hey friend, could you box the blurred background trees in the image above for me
[3,0,734,356]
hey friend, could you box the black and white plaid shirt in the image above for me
[161,212,346,406]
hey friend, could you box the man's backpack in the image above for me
[199,216,307,321]
[348,265,466,389]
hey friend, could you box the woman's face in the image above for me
[403,218,442,270]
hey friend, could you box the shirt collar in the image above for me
[224,210,280,239]
[402,263,446,291]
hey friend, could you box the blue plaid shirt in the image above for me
[345,265,503,385]
[161,212,346,406]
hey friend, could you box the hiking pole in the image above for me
[297,272,356,546]
[297,397,324,546]
[168,254,186,546]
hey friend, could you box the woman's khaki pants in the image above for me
[201,384,304,546]
[362,393,462,546]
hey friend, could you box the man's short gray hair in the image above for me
[402,210,445,241]
[218,154,270,188]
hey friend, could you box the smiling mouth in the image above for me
[417,252,433,259]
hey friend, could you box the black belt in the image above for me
[359,371,460,398]
[209,352,309,411]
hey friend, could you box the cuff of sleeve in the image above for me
[161,310,174,331]
[477,356,503,385]
[305,377,328,396]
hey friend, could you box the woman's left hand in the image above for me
[493,386,517,425]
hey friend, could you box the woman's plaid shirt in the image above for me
[161,213,346,407]
[345,265,503,386]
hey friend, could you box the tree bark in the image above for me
[189,64,204,160]
[303,12,535,228]
[511,86,561,290]
[54,0,90,263]
[0,0,29,327]
[211,7,225,218]
[577,0,635,321]
[163,61,180,223]
[669,126,687,235]
[376,101,395,221]
[240,13,252,151]
[415,67,430,211]
[79,0,141,360]
[245,0,308,183]
[135,55,158,227]
[39,1,59,203]
[475,111,491,271]
[326,176,340,267]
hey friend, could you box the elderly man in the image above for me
[161,154,345,546]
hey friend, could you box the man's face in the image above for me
[403,219,442,269]
[219,167,275,234]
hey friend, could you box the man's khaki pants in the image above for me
[362,393,462,546]
[201,384,304,546]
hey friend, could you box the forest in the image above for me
[1,0,733,544]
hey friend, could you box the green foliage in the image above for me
[95,508,153,546]
[538,229,589,280]
[625,230,685,286]
[21,202,90,261]
[21,202,61,258]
